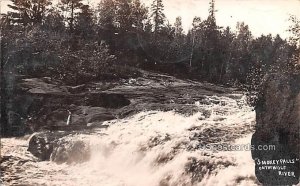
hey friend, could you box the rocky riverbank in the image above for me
[1,71,258,186]
[251,73,300,185]
[8,71,239,133]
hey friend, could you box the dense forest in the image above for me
[0,0,299,86]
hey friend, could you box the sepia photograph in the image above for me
[0,0,299,185]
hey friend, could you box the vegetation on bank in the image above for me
[0,0,299,85]
[0,0,299,136]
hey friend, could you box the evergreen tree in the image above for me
[288,15,300,66]
[201,0,221,81]
[74,4,95,39]
[130,0,148,32]
[189,16,202,68]
[219,26,234,82]
[271,34,295,70]
[208,0,217,27]
[59,0,83,32]
[231,22,253,83]
[150,0,166,34]
[115,0,132,33]
[97,0,116,49]
[144,17,153,34]
[7,0,52,26]
[43,6,65,32]
[174,16,183,38]
[192,17,201,30]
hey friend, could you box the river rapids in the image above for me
[1,94,259,186]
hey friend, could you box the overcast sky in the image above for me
[1,0,299,38]
[143,0,300,39]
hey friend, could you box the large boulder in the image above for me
[28,132,91,164]
[27,132,65,161]
[251,73,300,185]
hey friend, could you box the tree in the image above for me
[144,18,153,34]
[74,4,95,39]
[219,26,234,82]
[97,0,116,49]
[228,22,253,83]
[174,16,183,38]
[200,0,222,81]
[150,0,166,34]
[189,16,202,68]
[43,6,65,32]
[97,0,115,29]
[130,0,148,32]
[288,15,300,66]
[271,35,297,71]
[115,0,132,33]
[208,0,217,28]
[59,0,83,32]
[128,0,148,64]
[7,0,52,26]
[289,15,300,46]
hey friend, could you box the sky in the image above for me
[1,0,300,39]
[142,0,300,39]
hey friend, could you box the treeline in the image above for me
[0,0,299,86]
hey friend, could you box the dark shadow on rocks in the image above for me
[251,73,300,185]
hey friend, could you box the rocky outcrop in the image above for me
[27,132,65,161]
[28,132,91,164]
[251,73,300,185]
[19,74,237,132]
[20,78,130,131]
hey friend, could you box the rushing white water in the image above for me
[1,94,258,186]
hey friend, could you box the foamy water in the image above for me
[1,94,258,186]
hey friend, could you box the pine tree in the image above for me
[43,6,65,32]
[288,15,300,66]
[131,0,148,32]
[115,0,132,32]
[74,4,95,39]
[144,18,153,34]
[231,22,253,83]
[150,0,166,34]
[192,17,201,30]
[7,0,52,26]
[219,26,234,81]
[208,0,217,27]
[201,0,221,80]
[98,0,115,29]
[59,0,83,32]
[97,0,116,50]
[174,16,183,37]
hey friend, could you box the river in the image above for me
[1,94,258,186]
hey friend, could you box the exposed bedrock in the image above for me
[18,75,238,132]
[251,73,300,185]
